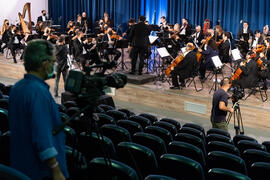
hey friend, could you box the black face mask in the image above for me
[81,36,86,41]
[43,13,46,16]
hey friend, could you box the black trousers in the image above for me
[54,65,68,96]
[131,47,147,73]
[171,67,186,87]
[11,43,24,61]
[104,48,121,62]
[79,49,101,71]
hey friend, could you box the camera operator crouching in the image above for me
[210,77,234,131]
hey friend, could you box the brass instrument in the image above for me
[18,2,32,34]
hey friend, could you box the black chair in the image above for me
[249,162,270,180]
[133,132,167,159]
[2,85,12,96]
[96,105,106,113]
[101,124,132,147]
[63,100,78,109]
[206,133,234,145]
[144,175,177,180]
[0,108,9,133]
[57,103,67,113]
[117,142,158,179]
[179,127,205,143]
[183,123,205,135]
[88,157,139,180]
[145,126,173,148]
[160,118,181,131]
[106,110,128,121]
[207,168,251,180]
[117,120,143,136]
[64,126,76,147]
[96,113,115,126]
[168,141,206,168]
[118,108,136,118]
[207,141,240,156]
[159,154,205,180]
[207,128,231,138]
[139,113,158,123]
[98,104,115,112]
[153,121,177,136]
[207,151,247,175]
[77,132,116,162]
[237,140,266,154]
[0,164,31,180]
[0,131,10,165]
[129,115,152,129]
[0,99,8,110]
[66,107,80,117]
[59,112,69,122]
[262,141,270,153]
[233,134,257,145]
[242,149,270,172]
[175,133,206,157]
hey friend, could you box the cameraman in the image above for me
[210,77,234,131]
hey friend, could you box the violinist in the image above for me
[159,16,169,31]
[75,14,85,31]
[191,25,204,47]
[262,25,270,40]
[237,21,252,55]
[103,12,113,27]
[201,29,214,47]
[0,19,11,53]
[215,25,223,43]
[179,18,192,43]
[264,38,270,60]
[82,12,90,31]
[10,28,25,63]
[170,42,197,89]
[250,30,264,49]
[257,52,269,90]
[219,32,231,63]
[102,27,121,63]
[42,27,57,44]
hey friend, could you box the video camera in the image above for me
[231,86,245,103]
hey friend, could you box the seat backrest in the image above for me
[144,174,177,180]
[206,133,234,145]
[242,149,270,172]
[139,113,158,123]
[160,118,181,130]
[0,99,8,110]
[159,154,205,180]
[117,120,143,136]
[0,108,9,133]
[89,157,139,180]
[117,142,158,179]
[145,126,173,148]
[118,108,136,118]
[233,134,257,145]
[133,132,167,159]
[106,110,128,121]
[63,100,78,109]
[57,103,67,113]
[207,168,251,180]
[168,141,206,168]
[207,141,240,156]
[262,141,270,153]
[183,123,205,135]
[249,162,270,180]
[207,151,247,175]
[179,127,205,143]
[101,124,131,147]
[207,128,231,138]
[96,113,116,126]
[0,164,31,180]
[237,140,266,154]
[98,104,115,112]
[66,107,80,117]
[153,121,177,136]
[129,115,152,129]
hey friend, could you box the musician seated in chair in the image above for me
[232,52,259,89]
[170,43,197,89]
[219,32,231,63]
[102,27,121,63]
[9,28,25,63]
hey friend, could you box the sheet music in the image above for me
[212,56,223,69]
[157,47,170,58]
[231,48,242,61]
[149,36,158,44]
[181,47,186,54]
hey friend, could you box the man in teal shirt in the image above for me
[9,39,68,180]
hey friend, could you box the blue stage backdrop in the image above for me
[48,0,270,36]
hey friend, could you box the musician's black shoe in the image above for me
[129,71,135,75]
[138,72,142,75]
[170,86,180,90]
[14,59,17,64]
[200,77,206,83]
[180,83,186,87]
[261,86,268,90]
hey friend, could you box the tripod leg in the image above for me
[237,108,245,134]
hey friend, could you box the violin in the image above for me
[110,34,121,40]
[196,35,212,62]
[216,39,223,46]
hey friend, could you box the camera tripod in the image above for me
[226,101,245,135]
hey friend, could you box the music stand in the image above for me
[154,47,172,84]
[115,39,129,70]
[209,56,223,94]
[231,48,243,70]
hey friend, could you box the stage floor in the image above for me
[0,52,270,142]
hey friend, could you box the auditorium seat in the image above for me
[145,126,173,148]
[0,131,10,165]
[66,107,80,117]
[175,133,206,157]
[207,141,240,156]
[64,126,76,147]
[262,141,270,153]
[242,149,270,172]
[182,123,205,135]
[88,157,139,180]
[129,115,152,129]
[206,134,234,145]
[233,134,257,145]
[144,174,177,180]
[57,103,67,113]
[96,105,105,113]
[63,100,78,109]
[237,140,266,154]
[60,112,69,122]
[2,85,12,96]
[139,113,158,123]
[106,110,128,121]
[98,104,115,112]
[168,141,206,168]
[153,121,177,136]
[207,151,248,175]
[96,113,116,126]
[160,118,181,131]
[0,99,8,110]
[117,120,143,136]
[118,108,136,118]
[101,124,132,147]
[249,162,270,180]
[133,132,167,159]
[0,108,9,133]
[0,164,31,180]
[77,132,116,162]
[159,154,205,180]
[117,142,158,178]
[207,168,251,180]
[179,127,205,143]
[207,128,231,138]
